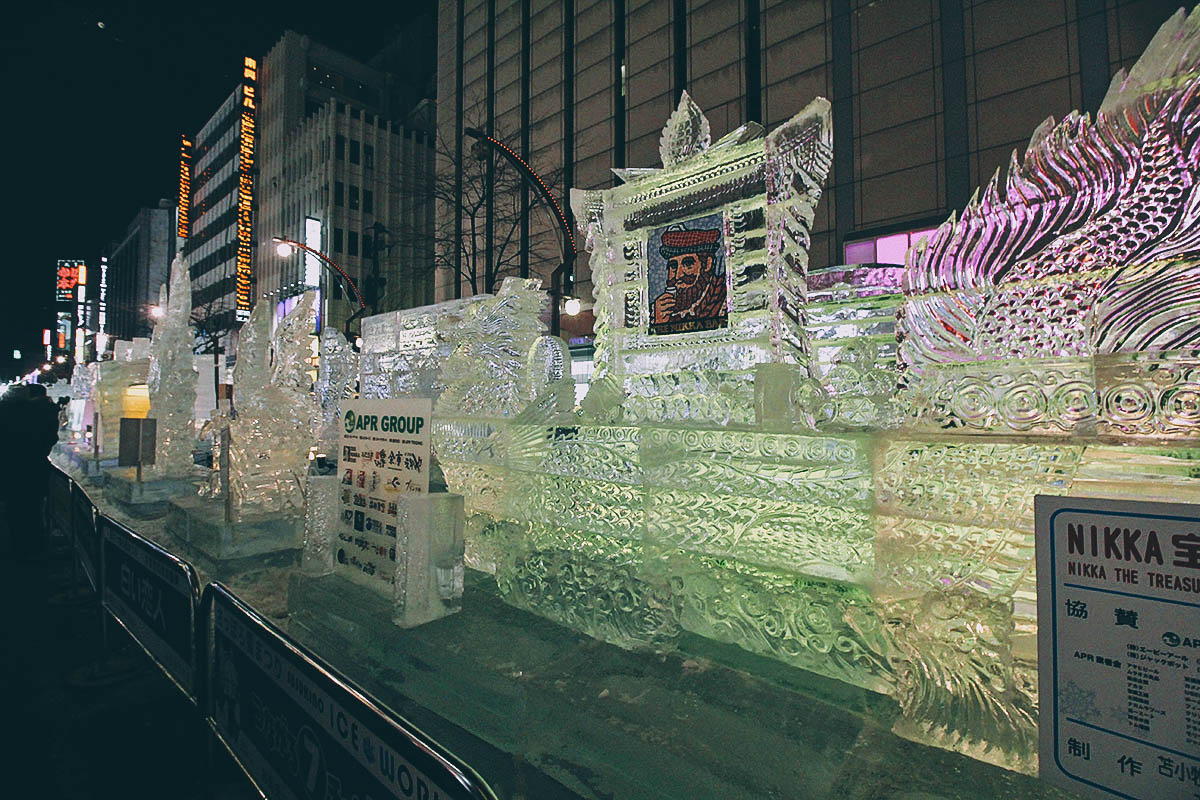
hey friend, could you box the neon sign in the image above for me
[56,259,85,303]
[235,57,257,321]
[178,135,192,239]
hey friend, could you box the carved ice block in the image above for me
[570,93,833,427]
[392,493,465,628]
[301,473,341,576]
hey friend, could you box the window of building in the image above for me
[349,186,359,210]
[350,107,360,120]
[843,227,939,265]
[334,181,344,206]
[364,144,374,169]
[336,102,345,113]
[350,139,360,165]
[363,189,373,215]
[348,231,359,256]
[335,135,345,160]
[333,227,344,253]
[362,232,373,259]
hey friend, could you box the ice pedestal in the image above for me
[102,468,204,519]
[163,494,303,580]
[300,479,467,628]
[392,493,465,628]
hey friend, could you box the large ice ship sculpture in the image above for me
[388,7,1200,776]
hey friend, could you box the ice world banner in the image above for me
[207,585,494,800]
[1036,496,1200,799]
[336,398,432,589]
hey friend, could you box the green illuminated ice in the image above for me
[364,9,1200,777]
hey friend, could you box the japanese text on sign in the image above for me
[1037,496,1200,800]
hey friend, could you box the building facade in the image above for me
[256,31,437,333]
[437,0,1180,336]
[105,201,174,341]
[180,58,259,354]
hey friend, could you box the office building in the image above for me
[105,201,174,340]
[180,58,260,355]
[437,0,1176,340]
[256,31,437,333]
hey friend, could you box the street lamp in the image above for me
[271,236,367,339]
[149,305,164,319]
[563,297,582,316]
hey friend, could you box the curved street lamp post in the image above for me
[271,237,368,339]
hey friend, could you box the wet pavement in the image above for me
[0,508,257,800]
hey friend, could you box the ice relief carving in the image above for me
[313,326,357,454]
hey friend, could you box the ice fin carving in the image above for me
[659,91,711,168]
[146,254,197,477]
[435,278,563,420]
[226,294,317,517]
[899,6,1200,372]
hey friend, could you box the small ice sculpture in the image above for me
[312,327,357,455]
[226,293,317,517]
[146,254,197,477]
[434,277,571,420]
[359,297,486,401]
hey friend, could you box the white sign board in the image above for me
[1036,495,1200,799]
[336,398,432,592]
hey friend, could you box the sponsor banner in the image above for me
[1037,495,1200,799]
[336,398,432,591]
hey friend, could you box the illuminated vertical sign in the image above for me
[56,259,84,303]
[304,217,322,287]
[55,312,72,352]
[178,135,192,239]
[98,256,108,332]
[235,57,257,322]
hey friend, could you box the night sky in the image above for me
[0,0,432,379]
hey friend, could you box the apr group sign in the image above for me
[336,398,433,591]
[1036,496,1200,800]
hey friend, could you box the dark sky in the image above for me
[0,0,433,378]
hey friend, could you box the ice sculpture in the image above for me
[359,297,486,401]
[900,7,1200,437]
[359,9,1200,777]
[313,326,357,455]
[877,7,1200,769]
[66,362,94,437]
[92,348,150,457]
[146,254,198,476]
[571,91,832,428]
[225,293,317,517]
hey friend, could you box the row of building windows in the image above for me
[334,135,375,168]
[331,227,383,258]
[182,204,238,256]
[334,182,374,214]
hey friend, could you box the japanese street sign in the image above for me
[204,583,495,800]
[100,516,200,701]
[1037,495,1200,799]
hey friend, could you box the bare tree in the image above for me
[190,295,239,407]
[395,107,566,298]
